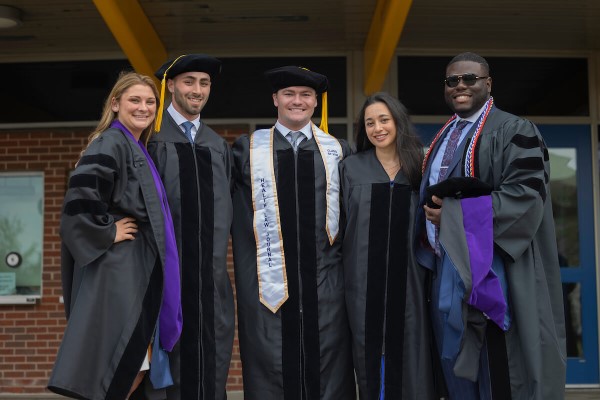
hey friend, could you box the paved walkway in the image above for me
[0,388,598,399]
[566,389,600,399]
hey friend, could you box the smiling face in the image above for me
[273,86,318,131]
[444,60,491,118]
[168,71,211,120]
[364,101,397,151]
[111,84,157,139]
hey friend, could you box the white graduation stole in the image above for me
[250,125,343,313]
[250,128,288,313]
[311,124,343,244]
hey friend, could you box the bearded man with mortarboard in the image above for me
[230,66,356,399]
[138,54,235,400]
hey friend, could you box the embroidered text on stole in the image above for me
[250,126,343,312]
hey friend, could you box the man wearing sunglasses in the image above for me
[416,52,566,400]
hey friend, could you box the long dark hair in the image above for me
[355,92,423,190]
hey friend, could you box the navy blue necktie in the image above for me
[438,120,469,183]
[435,119,469,255]
[181,121,194,144]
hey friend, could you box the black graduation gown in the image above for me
[340,149,441,400]
[48,128,165,400]
[231,130,356,400]
[416,107,566,399]
[147,113,235,400]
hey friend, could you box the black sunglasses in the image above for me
[445,73,489,88]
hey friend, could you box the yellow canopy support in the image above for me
[92,0,167,83]
[363,0,413,95]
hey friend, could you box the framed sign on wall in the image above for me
[0,172,44,304]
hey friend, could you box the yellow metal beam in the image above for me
[363,0,413,95]
[92,0,167,82]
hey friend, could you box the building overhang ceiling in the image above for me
[2,0,600,94]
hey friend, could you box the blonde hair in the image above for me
[81,71,159,157]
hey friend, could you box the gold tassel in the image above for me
[154,54,187,132]
[319,91,329,134]
[154,77,167,132]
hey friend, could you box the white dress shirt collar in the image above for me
[167,103,200,132]
[274,120,313,141]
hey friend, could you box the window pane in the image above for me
[203,57,347,119]
[327,124,348,140]
[563,283,583,357]
[397,56,589,116]
[0,60,132,123]
[0,173,44,297]
[549,148,579,267]
[1,57,346,123]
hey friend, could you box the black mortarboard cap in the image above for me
[264,66,330,133]
[154,53,222,81]
[426,177,493,208]
[264,66,328,94]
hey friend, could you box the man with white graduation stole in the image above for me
[231,66,356,400]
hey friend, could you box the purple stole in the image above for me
[110,121,182,350]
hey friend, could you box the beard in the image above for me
[173,89,205,118]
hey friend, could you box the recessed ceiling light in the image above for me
[0,5,22,29]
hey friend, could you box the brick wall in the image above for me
[0,124,248,395]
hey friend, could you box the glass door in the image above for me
[540,124,598,384]
[416,123,599,384]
